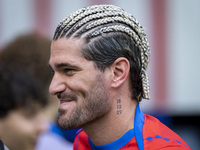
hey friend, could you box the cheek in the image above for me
[9,118,36,137]
[67,76,93,96]
[1,117,35,148]
[71,70,99,89]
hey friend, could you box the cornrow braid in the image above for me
[53,8,86,39]
[89,25,150,99]
[53,4,150,100]
[54,5,123,39]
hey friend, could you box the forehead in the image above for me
[51,38,83,56]
[50,38,85,66]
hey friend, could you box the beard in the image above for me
[57,74,111,130]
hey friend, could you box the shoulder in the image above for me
[142,114,191,150]
[73,129,91,150]
[0,140,4,150]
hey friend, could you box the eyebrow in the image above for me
[49,63,80,70]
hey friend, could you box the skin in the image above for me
[49,37,138,146]
[0,108,47,150]
[49,38,112,129]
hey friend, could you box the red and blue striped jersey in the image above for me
[73,105,191,150]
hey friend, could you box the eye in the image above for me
[63,68,75,75]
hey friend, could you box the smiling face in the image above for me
[49,38,112,129]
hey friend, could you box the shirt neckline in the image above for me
[88,104,144,150]
[88,128,135,150]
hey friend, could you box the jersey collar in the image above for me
[89,104,144,150]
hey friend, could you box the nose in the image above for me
[49,74,66,96]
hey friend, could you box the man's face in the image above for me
[49,38,112,129]
[0,108,47,150]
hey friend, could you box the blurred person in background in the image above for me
[0,64,48,150]
[0,140,7,150]
[49,4,191,150]
[0,33,74,150]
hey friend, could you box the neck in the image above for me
[83,97,137,146]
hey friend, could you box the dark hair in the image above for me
[0,33,52,93]
[54,25,143,101]
[82,33,142,101]
[52,5,151,101]
[0,64,48,118]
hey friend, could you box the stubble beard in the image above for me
[57,74,111,130]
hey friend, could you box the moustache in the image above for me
[57,92,78,101]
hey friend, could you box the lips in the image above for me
[59,98,75,110]
[57,93,77,109]
[60,99,73,104]
[57,92,77,102]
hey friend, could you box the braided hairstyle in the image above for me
[53,5,150,101]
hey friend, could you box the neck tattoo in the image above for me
[116,99,122,115]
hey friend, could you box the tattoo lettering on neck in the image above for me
[116,99,122,115]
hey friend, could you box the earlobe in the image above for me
[111,57,130,88]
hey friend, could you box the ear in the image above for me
[110,57,130,88]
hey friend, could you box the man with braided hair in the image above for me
[49,5,191,150]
